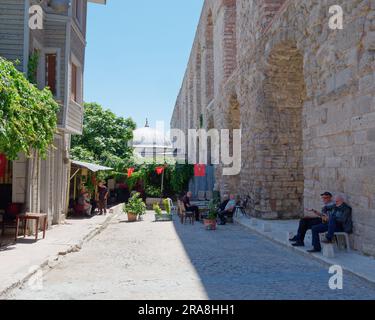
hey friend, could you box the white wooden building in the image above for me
[0,0,106,226]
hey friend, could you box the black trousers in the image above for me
[218,210,233,224]
[187,206,200,221]
[296,217,322,243]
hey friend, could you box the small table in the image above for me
[15,213,48,242]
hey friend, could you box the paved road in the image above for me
[7,213,375,300]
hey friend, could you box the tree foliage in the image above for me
[71,102,136,171]
[0,57,59,160]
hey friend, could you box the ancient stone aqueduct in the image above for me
[170,0,375,255]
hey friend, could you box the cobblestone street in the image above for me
[8,213,375,300]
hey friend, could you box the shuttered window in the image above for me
[71,63,78,102]
[45,54,57,95]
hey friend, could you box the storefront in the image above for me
[68,160,112,216]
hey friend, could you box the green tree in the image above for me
[71,102,136,171]
[0,57,59,159]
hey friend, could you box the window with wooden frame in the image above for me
[71,63,78,102]
[45,53,57,96]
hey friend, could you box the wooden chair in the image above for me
[1,203,25,237]
[177,200,195,225]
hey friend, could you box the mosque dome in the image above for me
[131,119,172,150]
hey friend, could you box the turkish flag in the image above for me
[0,154,6,178]
[194,164,206,177]
[127,168,135,178]
[156,167,164,175]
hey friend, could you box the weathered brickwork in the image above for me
[171,0,375,255]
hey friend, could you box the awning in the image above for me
[71,160,113,172]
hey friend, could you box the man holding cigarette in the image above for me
[289,192,335,247]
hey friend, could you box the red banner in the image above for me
[127,168,135,178]
[0,154,6,178]
[194,164,206,177]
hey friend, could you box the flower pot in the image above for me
[203,219,217,230]
[127,212,138,222]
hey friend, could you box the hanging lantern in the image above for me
[0,154,6,178]
[127,168,135,178]
[156,166,164,175]
[194,164,206,177]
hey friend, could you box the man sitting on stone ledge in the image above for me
[308,195,353,253]
[218,194,230,212]
[218,194,236,225]
[289,192,335,247]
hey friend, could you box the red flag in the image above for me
[127,168,135,178]
[156,167,164,175]
[194,164,206,177]
[0,154,6,178]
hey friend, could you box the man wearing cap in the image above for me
[289,192,335,247]
[308,194,353,253]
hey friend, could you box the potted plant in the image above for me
[123,192,146,222]
[203,200,217,230]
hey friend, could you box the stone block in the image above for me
[322,243,335,258]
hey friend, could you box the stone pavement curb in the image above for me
[0,204,123,298]
[234,216,375,285]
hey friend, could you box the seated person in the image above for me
[182,191,200,221]
[218,194,236,225]
[309,195,353,253]
[77,187,92,217]
[290,192,335,247]
[218,194,230,212]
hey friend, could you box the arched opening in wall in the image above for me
[228,94,241,151]
[223,94,241,194]
[223,0,237,80]
[188,70,194,130]
[262,42,306,219]
[206,114,215,165]
[195,45,202,129]
[204,10,214,105]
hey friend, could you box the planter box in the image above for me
[154,213,173,222]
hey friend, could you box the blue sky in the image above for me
[84,0,204,129]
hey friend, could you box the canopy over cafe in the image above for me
[68,160,113,216]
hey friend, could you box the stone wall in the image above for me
[171,0,375,256]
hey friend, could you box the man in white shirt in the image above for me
[218,194,237,225]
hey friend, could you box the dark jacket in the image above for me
[322,203,336,216]
[219,200,230,211]
[182,195,191,209]
[333,203,353,234]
